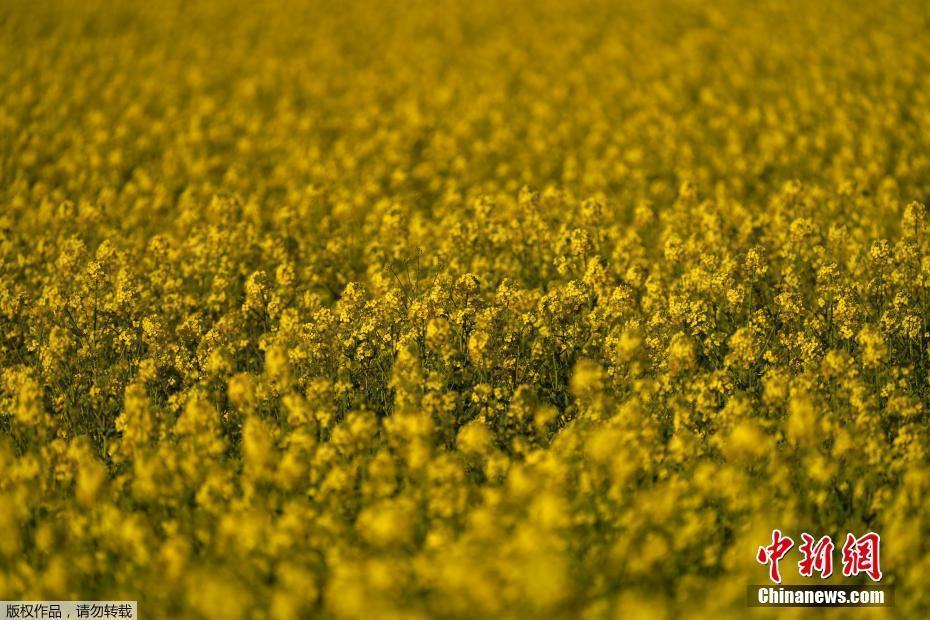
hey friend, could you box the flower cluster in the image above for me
[2,0,930,617]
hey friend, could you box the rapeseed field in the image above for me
[2,0,930,617]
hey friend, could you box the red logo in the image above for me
[798,533,834,578]
[758,531,882,583]
[756,529,794,584]
[841,532,882,582]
